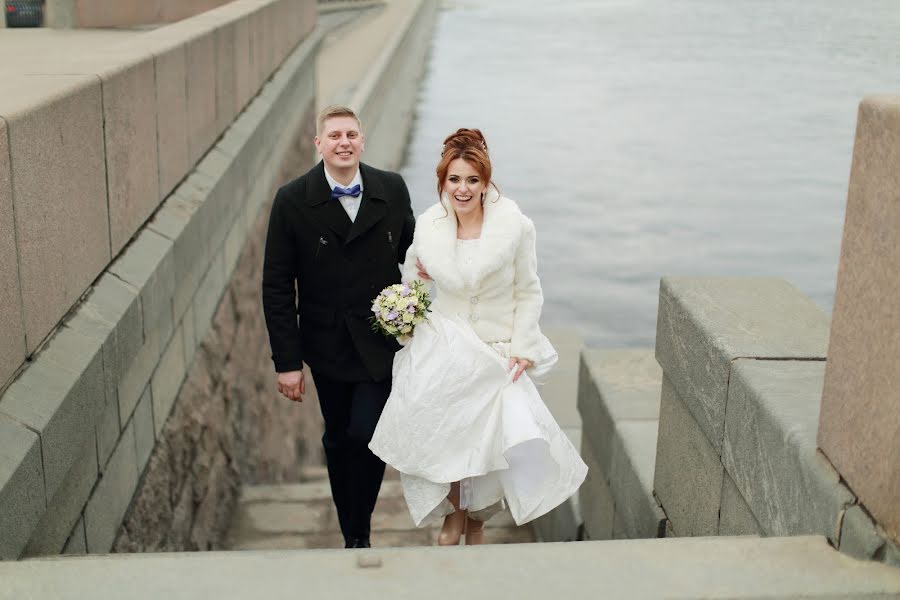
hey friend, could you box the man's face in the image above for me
[315,116,364,173]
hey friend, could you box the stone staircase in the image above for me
[225,466,534,550]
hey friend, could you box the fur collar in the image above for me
[415,186,525,292]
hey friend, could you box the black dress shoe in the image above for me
[350,537,370,548]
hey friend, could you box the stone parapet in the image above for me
[0,0,317,390]
[577,348,666,541]
[818,95,900,543]
[44,0,234,29]
[0,1,323,559]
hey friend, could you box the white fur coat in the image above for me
[401,187,546,361]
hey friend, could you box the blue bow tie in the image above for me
[331,184,362,201]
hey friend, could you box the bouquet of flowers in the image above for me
[370,280,431,344]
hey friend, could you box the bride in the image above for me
[368,128,587,545]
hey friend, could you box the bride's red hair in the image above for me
[435,128,493,198]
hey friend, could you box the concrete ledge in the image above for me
[3,536,900,598]
[0,118,26,389]
[0,415,45,560]
[655,277,830,453]
[722,360,855,543]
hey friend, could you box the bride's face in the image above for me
[443,158,486,218]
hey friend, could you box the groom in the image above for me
[262,106,415,548]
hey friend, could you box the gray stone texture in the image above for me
[0,415,45,560]
[133,386,155,474]
[579,435,614,541]
[61,517,86,555]
[722,360,855,543]
[185,30,219,164]
[578,348,661,477]
[654,375,723,537]
[0,117,26,389]
[818,96,900,542]
[718,472,762,536]
[84,421,139,554]
[151,41,190,199]
[151,326,187,436]
[193,251,227,345]
[99,54,161,255]
[609,420,665,539]
[1,326,104,502]
[840,505,888,561]
[655,277,830,453]
[117,323,161,429]
[214,20,238,136]
[23,439,98,556]
[3,74,110,352]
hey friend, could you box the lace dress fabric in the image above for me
[369,239,587,527]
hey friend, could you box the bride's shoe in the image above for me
[464,514,485,545]
[438,510,466,546]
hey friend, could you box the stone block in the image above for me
[722,360,855,542]
[0,415,45,560]
[133,386,155,474]
[151,327,186,435]
[609,420,665,539]
[840,505,887,561]
[538,330,583,429]
[655,277,830,453]
[818,96,900,542]
[84,421,139,554]
[0,118,26,389]
[653,375,723,537]
[152,41,190,199]
[196,149,242,254]
[117,322,162,429]
[579,435,614,541]
[2,75,110,352]
[233,15,253,112]
[182,305,198,368]
[224,216,246,280]
[185,30,219,164]
[62,517,86,555]
[718,471,762,536]
[193,252,226,344]
[214,20,238,134]
[23,439,98,557]
[98,55,161,255]
[109,228,176,347]
[578,348,661,476]
[0,326,104,502]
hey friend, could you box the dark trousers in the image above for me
[312,371,390,545]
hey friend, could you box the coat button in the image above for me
[470,297,478,304]
[470,314,479,322]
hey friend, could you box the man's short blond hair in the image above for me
[317,105,362,136]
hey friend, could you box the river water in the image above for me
[400,0,899,347]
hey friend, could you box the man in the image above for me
[262,106,415,548]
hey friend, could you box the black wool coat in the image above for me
[262,161,415,382]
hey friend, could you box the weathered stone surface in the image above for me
[609,420,665,539]
[718,472,762,536]
[819,96,900,543]
[1,326,104,501]
[0,117,26,389]
[99,55,160,254]
[3,74,109,352]
[61,517,86,555]
[84,421,139,554]
[723,360,855,543]
[0,415,45,560]
[151,41,190,199]
[579,435,614,541]
[578,348,661,476]
[24,439,98,556]
[185,30,218,164]
[655,277,830,453]
[151,327,186,436]
[214,20,238,135]
[133,386,155,474]
[193,252,227,344]
[653,375,723,537]
[117,323,161,429]
[840,505,887,561]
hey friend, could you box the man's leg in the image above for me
[345,379,392,545]
[310,372,354,546]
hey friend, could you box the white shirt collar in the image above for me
[323,166,363,194]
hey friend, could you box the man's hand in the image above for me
[416,259,431,281]
[277,370,305,402]
[508,357,534,383]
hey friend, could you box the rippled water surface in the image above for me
[400,0,900,347]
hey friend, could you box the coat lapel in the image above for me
[306,162,352,239]
[414,187,524,293]
[346,164,388,245]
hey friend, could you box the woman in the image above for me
[369,129,587,545]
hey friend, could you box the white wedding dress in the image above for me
[369,239,587,528]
